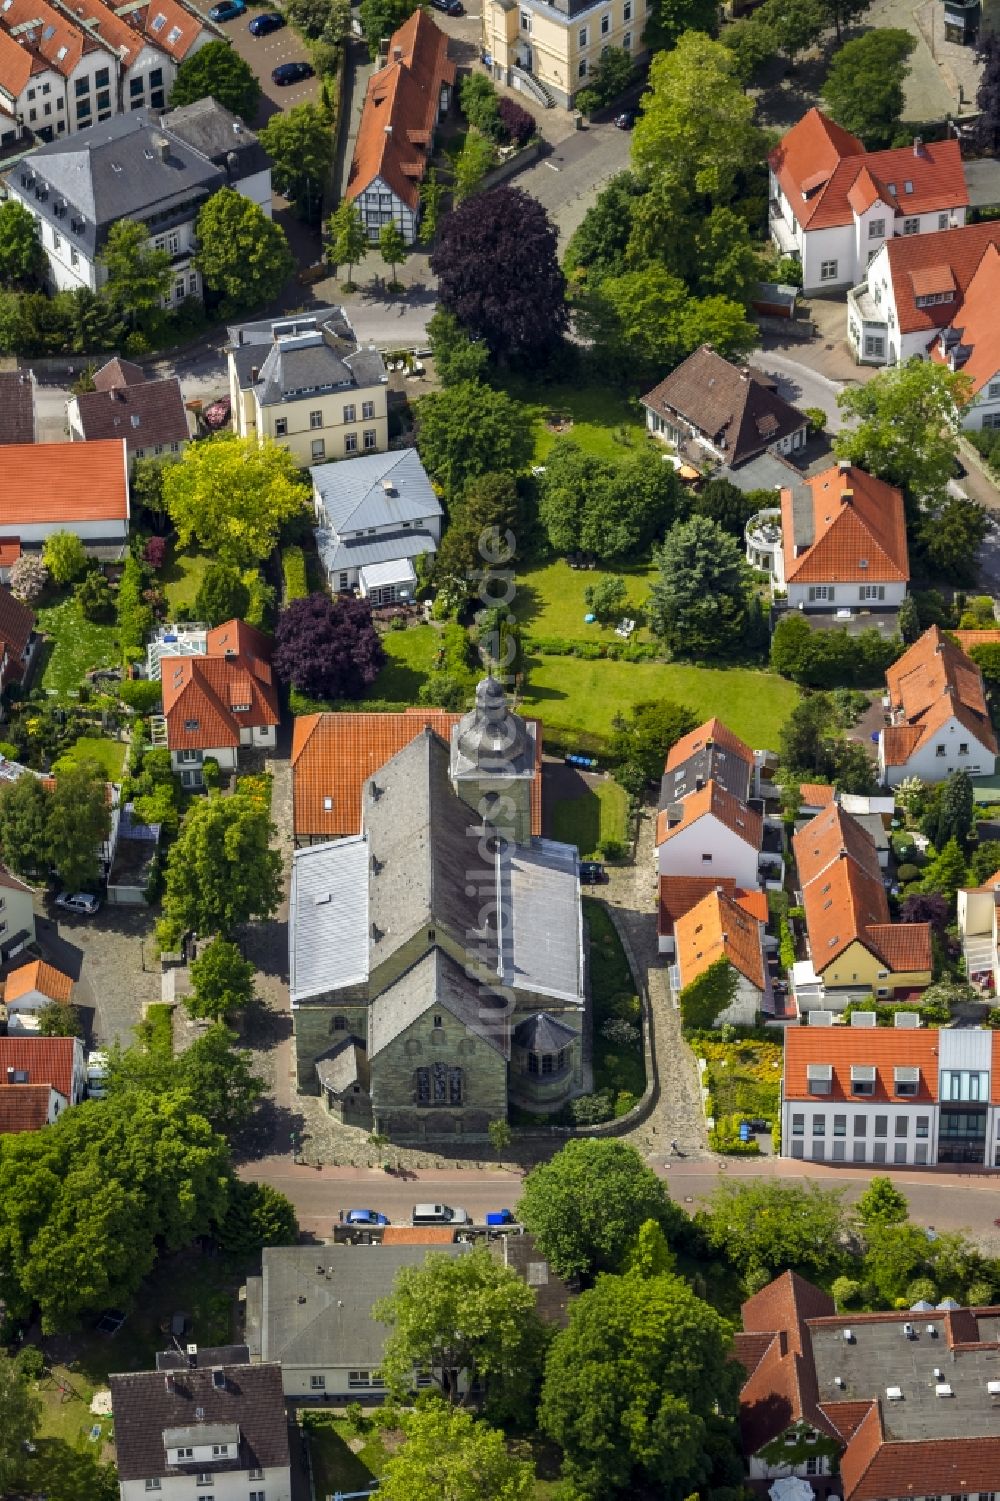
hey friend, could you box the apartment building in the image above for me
[481,0,649,109]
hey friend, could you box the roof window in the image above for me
[56,44,67,59]
[807,1064,832,1095]
[151,10,166,27]
[184,719,200,732]
[167,25,181,42]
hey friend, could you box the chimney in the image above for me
[154,135,170,163]
[250,365,259,382]
[841,489,853,506]
[739,366,750,381]
[838,458,850,473]
[186,1343,198,1368]
[913,135,923,156]
[164,1374,175,1393]
[393,44,402,59]
[5,1067,14,1082]
[384,124,393,136]
[695,776,705,792]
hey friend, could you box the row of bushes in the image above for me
[281,546,308,603]
[528,634,660,662]
[841,998,951,1026]
[709,1113,762,1155]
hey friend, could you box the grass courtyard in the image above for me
[498,378,649,464]
[520,655,800,755]
[366,623,440,701]
[52,735,127,779]
[550,777,628,857]
[160,546,212,614]
[514,560,657,641]
[691,1032,783,1125]
[35,597,120,699]
[586,897,645,1107]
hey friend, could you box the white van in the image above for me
[411,1203,470,1226]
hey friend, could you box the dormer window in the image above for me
[807,1065,832,1095]
[894,1066,919,1097]
[184,719,200,732]
[851,1065,876,1097]
[231,702,250,713]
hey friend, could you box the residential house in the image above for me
[0,862,36,959]
[735,1268,1000,1496]
[0,585,35,697]
[0,370,36,443]
[746,461,909,610]
[929,241,1000,435]
[312,449,443,604]
[245,1243,471,1399]
[346,9,454,245]
[659,874,750,956]
[227,308,389,468]
[879,624,997,785]
[3,101,271,305]
[481,0,645,109]
[641,345,807,469]
[659,716,762,806]
[159,620,279,788]
[670,884,772,1024]
[290,680,585,1133]
[655,781,769,890]
[291,704,542,845]
[110,1348,290,1501]
[791,804,932,1010]
[3,957,73,1032]
[0,1034,87,1106]
[847,219,1000,366]
[0,440,128,548]
[781,1023,1000,1166]
[768,107,968,294]
[0,1081,65,1131]
[67,356,190,462]
[957,864,1000,992]
[798,782,835,815]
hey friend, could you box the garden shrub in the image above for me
[896,863,920,883]
[566,1090,614,1125]
[281,545,308,602]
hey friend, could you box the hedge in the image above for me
[281,546,308,603]
[527,634,660,662]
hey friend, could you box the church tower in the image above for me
[449,676,535,844]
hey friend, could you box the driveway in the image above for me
[212,11,320,129]
[33,904,161,1049]
[750,348,847,433]
[514,120,633,242]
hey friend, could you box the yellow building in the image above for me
[227,307,389,469]
[481,0,648,109]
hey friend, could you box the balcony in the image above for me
[846,283,890,365]
[768,201,799,258]
[745,507,782,573]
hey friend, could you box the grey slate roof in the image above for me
[72,372,189,452]
[513,1011,578,1052]
[254,1243,471,1369]
[156,1345,250,1370]
[109,1360,288,1482]
[504,839,583,1004]
[0,371,35,444]
[316,1037,369,1095]
[316,527,438,577]
[227,308,387,404]
[369,949,510,1060]
[659,741,753,807]
[289,836,369,1003]
[162,97,270,179]
[493,1232,575,1327]
[312,448,443,534]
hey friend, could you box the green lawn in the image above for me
[691,1032,783,1125]
[521,655,800,755]
[585,897,645,1106]
[366,624,440,701]
[514,560,657,641]
[499,378,648,463]
[35,597,120,698]
[52,736,127,779]
[161,546,212,613]
[550,778,628,857]
[304,1415,388,1493]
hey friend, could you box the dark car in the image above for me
[614,110,637,129]
[272,60,314,84]
[208,0,245,19]
[580,861,607,885]
[344,1208,390,1227]
[430,0,465,12]
[249,10,285,32]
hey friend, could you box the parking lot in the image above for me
[212,9,321,128]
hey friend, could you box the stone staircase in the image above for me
[512,65,554,108]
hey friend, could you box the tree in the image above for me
[624,1218,676,1278]
[188,938,255,1022]
[969,839,1000,885]
[274,591,385,701]
[974,30,1000,155]
[778,693,835,776]
[379,222,407,289]
[679,956,739,1031]
[517,1139,684,1281]
[0,199,45,290]
[584,576,628,625]
[358,0,412,57]
[164,433,308,567]
[460,72,501,136]
[586,45,633,104]
[158,792,282,946]
[131,455,172,528]
[862,1222,934,1305]
[43,530,88,585]
[703,1180,848,1280]
[37,1001,84,1038]
[820,0,872,39]
[0,774,50,879]
[919,835,968,907]
[416,382,532,500]
[609,700,697,786]
[757,0,826,60]
[539,1271,736,1497]
[48,761,111,891]
[374,1246,545,1410]
[898,593,921,644]
[834,360,972,508]
[75,567,114,623]
[195,188,294,316]
[194,562,251,627]
[8,553,47,603]
[99,219,172,332]
[0,1349,41,1495]
[497,96,534,147]
[170,39,260,119]
[934,769,974,850]
[453,129,495,203]
[538,441,683,561]
[218,1179,299,1256]
[648,516,748,658]
[564,173,646,289]
[431,187,567,364]
[427,307,489,387]
[583,263,689,379]
[644,0,718,49]
[487,1118,512,1157]
[692,477,758,540]
[856,1175,909,1227]
[175,1023,264,1134]
[286,0,350,40]
[378,1401,534,1501]
[919,494,989,583]
[259,104,334,223]
[435,470,521,581]
[326,200,368,289]
[823,30,916,146]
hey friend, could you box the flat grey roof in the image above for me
[289,838,369,1002]
[504,838,583,1004]
[316,527,437,577]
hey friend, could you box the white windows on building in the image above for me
[601,13,610,33]
[311,439,326,463]
[863,334,885,359]
[859,584,886,601]
[868,218,885,238]
[938,212,949,229]
[310,1374,325,1390]
[520,9,531,29]
[345,432,358,453]
[343,403,356,423]
[578,24,588,44]
[808,585,833,602]
[310,409,323,428]
[820,259,838,282]
[622,30,631,47]
[983,413,1000,431]
[362,399,375,419]
[902,217,919,235]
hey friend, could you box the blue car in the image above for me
[272,59,314,84]
[249,10,284,33]
[209,0,245,18]
[344,1209,390,1227]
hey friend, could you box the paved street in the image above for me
[513,120,632,243]
[751,348,848,433]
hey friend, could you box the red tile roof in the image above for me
[0,440,128,525]
[0,1082,55,1133]
[161,622,278,752]
[770,108,967,231]
[799,782,835,808]
[880,222,1000,334]
[0,541,21,569]
[674,886,767,991]
[291,709,542,839]
[939,241,1000,396]
[105,0,207,59]
[659,874,737,936]
[738,1270,837,1452]
[655,779,763,850]
[0,585,33,678]
[781,464,908,585]
[665,716,754,773]
[883,624,997,764]
[4,959,73,1004]
[93,357,146,391]
[952,627,1000,651]
[380,1226,457,1244]
[783,1026,940,1103]
[0,1035,78,1102]
[346,9,455,213]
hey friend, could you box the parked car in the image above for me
[412,1203,469,1225]
[249,10,284,33]
[55,891,101,915]
[272,60,314,84]
[431,0,464,11]
[208,0,245,18]
[344,1208,390,1227]
[486,1209,516,1226]
[614,110,637,129]
[580,861,607,885]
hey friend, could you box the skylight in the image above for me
[151,10,166,27]
[167,24,181,41]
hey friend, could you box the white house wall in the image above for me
[881,716,996,785]
[0,518,127,543]
[655,815,760,888]
[782,1095,941,1165]
[965,372,1000,433]
[786,579,907,611]
[119,1464,291,1501]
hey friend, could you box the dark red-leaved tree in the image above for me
[430,186,567,364]
[900,892,949,934]
[144,535,168,569]
[274,592,385,701]
[498,96,535,147]
[975,31,1000,155]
